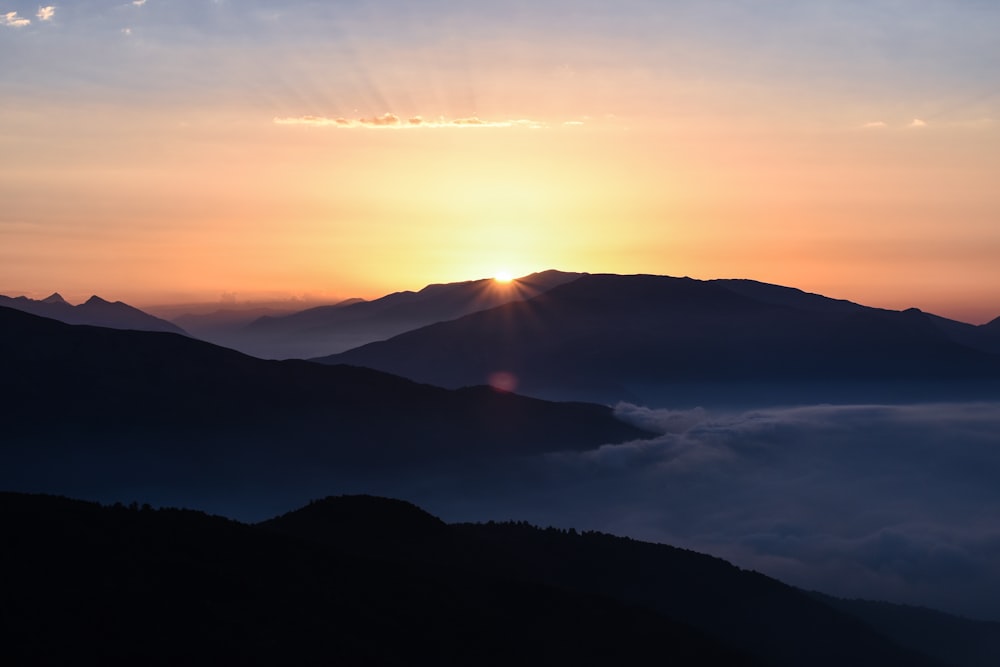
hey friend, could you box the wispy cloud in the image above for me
[2,11,30,27]
[36,6,54,21]
[273,114,552,130]
[909,118,927,128]
[132,0,146,6]
[862,121,886,129]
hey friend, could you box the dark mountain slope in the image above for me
[171,299,363,339]
[197,270,581,359]
[920,311,1000,355]
[0,292,186,334]
[0,307,650,511]
[711,278,865,315]
[813,594,1000,667]
[0,492,754,666]
[262,495,942,667]
[317,274,1000,405]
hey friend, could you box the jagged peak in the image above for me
[84,295,111,305]
[41,292,69,305]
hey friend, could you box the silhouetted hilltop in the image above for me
[0,291,186,334]
[3,491,755,666]
[185,270,582,359]
[261,494,452,556]
[11,491,987,665]
[316,273,1000,405]
[260,494,944,666]
[0,306,650,511]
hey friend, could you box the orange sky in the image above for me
[2,2,999,322]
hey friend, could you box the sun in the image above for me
[494,270,514,283]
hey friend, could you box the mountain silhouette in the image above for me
[171,298,365,340]
[0,306,650,512]
[259,494,985,666]
[7,490,978,666]
[315,273,1000,405]
[2,491,757,666]
[41,291,69,304]
[812,593,1000,667]
[0,292,186,334]
[187,270,581,359]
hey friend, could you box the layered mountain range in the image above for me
[4,271,1000,657]
[178,269,581,359]
[0,305,648,515]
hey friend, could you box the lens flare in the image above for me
[487,371,518,393]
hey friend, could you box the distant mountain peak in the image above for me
[0,292,187,335]
[41,292,69,305]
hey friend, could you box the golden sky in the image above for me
[2,1,999,322]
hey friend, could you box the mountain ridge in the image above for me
[315,273,1000,405]
[3,490,970,666]
[0,305,651,516]
[177,270,583,359]
[0,291,186,334]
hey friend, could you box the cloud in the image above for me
[36,6,54,21]
[273,115,352,127]
[909,118,927,128]
[362,112,401,126]
[132,0,146,5]
[862,121,886,129]
[583,402,1000,619]
[273,114,550,130]
[610,403,707,435]
[2,11,30,26]
[396,401,1000,621]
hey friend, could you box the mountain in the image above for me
[259,495,964,666]
[1,492,754,666]
[169,299,366,340]
[715,278,1000,356]
[187,270,581,359]
[0,306,650,515]
[0,292,186,334]
[813,594,1000,667]
[4,491,967,666]
[316,273,1000,406]
[919,311,1000,356]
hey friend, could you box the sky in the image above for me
[2,1,999,322]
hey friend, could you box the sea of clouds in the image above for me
[389,401,1000,621]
